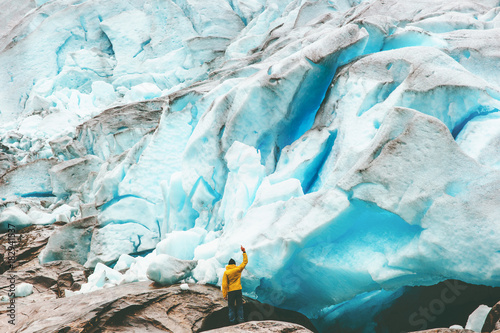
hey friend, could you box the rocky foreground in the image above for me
[0,224,316,333]
[2,281,315,333]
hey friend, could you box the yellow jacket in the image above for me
[222,252,248,299]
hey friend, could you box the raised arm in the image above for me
[237,245,248,271]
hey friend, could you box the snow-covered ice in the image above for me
[1,0,500,330]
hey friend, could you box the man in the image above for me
[222,245,248,324]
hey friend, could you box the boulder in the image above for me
[483,301,500,332]
[39,216,98,266]
[200,296,317,332]
[409,328,474,333]
[203,321,313,332]
[146,254,198,285]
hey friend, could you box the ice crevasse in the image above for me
[1,0,500,330]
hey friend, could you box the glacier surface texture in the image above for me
[2,0,500,331]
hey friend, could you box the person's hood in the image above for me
[225,264,237,270]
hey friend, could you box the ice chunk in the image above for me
[218,141,266,227]
[114,254,136,272]
[79,263,124,293]
[162,172,199,234]
[465,305,491,332]
[91,81,116,108]
[193,237,220,261]
[155,228,207,260]
[449,325,464,329]
[18,115,43,137]
[0,206,34,233]
[180,283,190,290]
[339,107,500,286]
[15,283,33,297]
[189,176,220,229]
[123,83,162,103]
[122,252,156,284]
[0,159,56,200]
[268,128,335,193]
[85,222,159,268]
[191,257,220,285]
[98,196,161,235]
[39,216,97,266]
[118,108,193,203]
[251,177,304,208]
[28,209,60,225]
[49,155,102,198]
[100,10,151,73]
[457,112,500,170]
[146,254,197,285]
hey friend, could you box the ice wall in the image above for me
[2,0,500,330]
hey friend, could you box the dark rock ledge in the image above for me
[4,281,316,333]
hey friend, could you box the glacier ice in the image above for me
[79,262,124,293]
[146,254,198,285]
[1,0,500,331]
[15,283,33,298]
[465,304,491,332]
[155,227,207,260]
[113,253,136,272]
[39,216,97,265]
[0,206,33,233]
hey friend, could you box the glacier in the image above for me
[2,0,500,331]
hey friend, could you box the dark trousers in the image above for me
[228,289,244,323]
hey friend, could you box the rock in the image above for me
[411,329,474,333]
[0,260,89,299]
[39,216,98,266]
[203,320,313,332]
[483,301,500,332]
[0,224,56,273]
[5,282,316,333]
[199,296,317,332]
[0,151,16,177]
